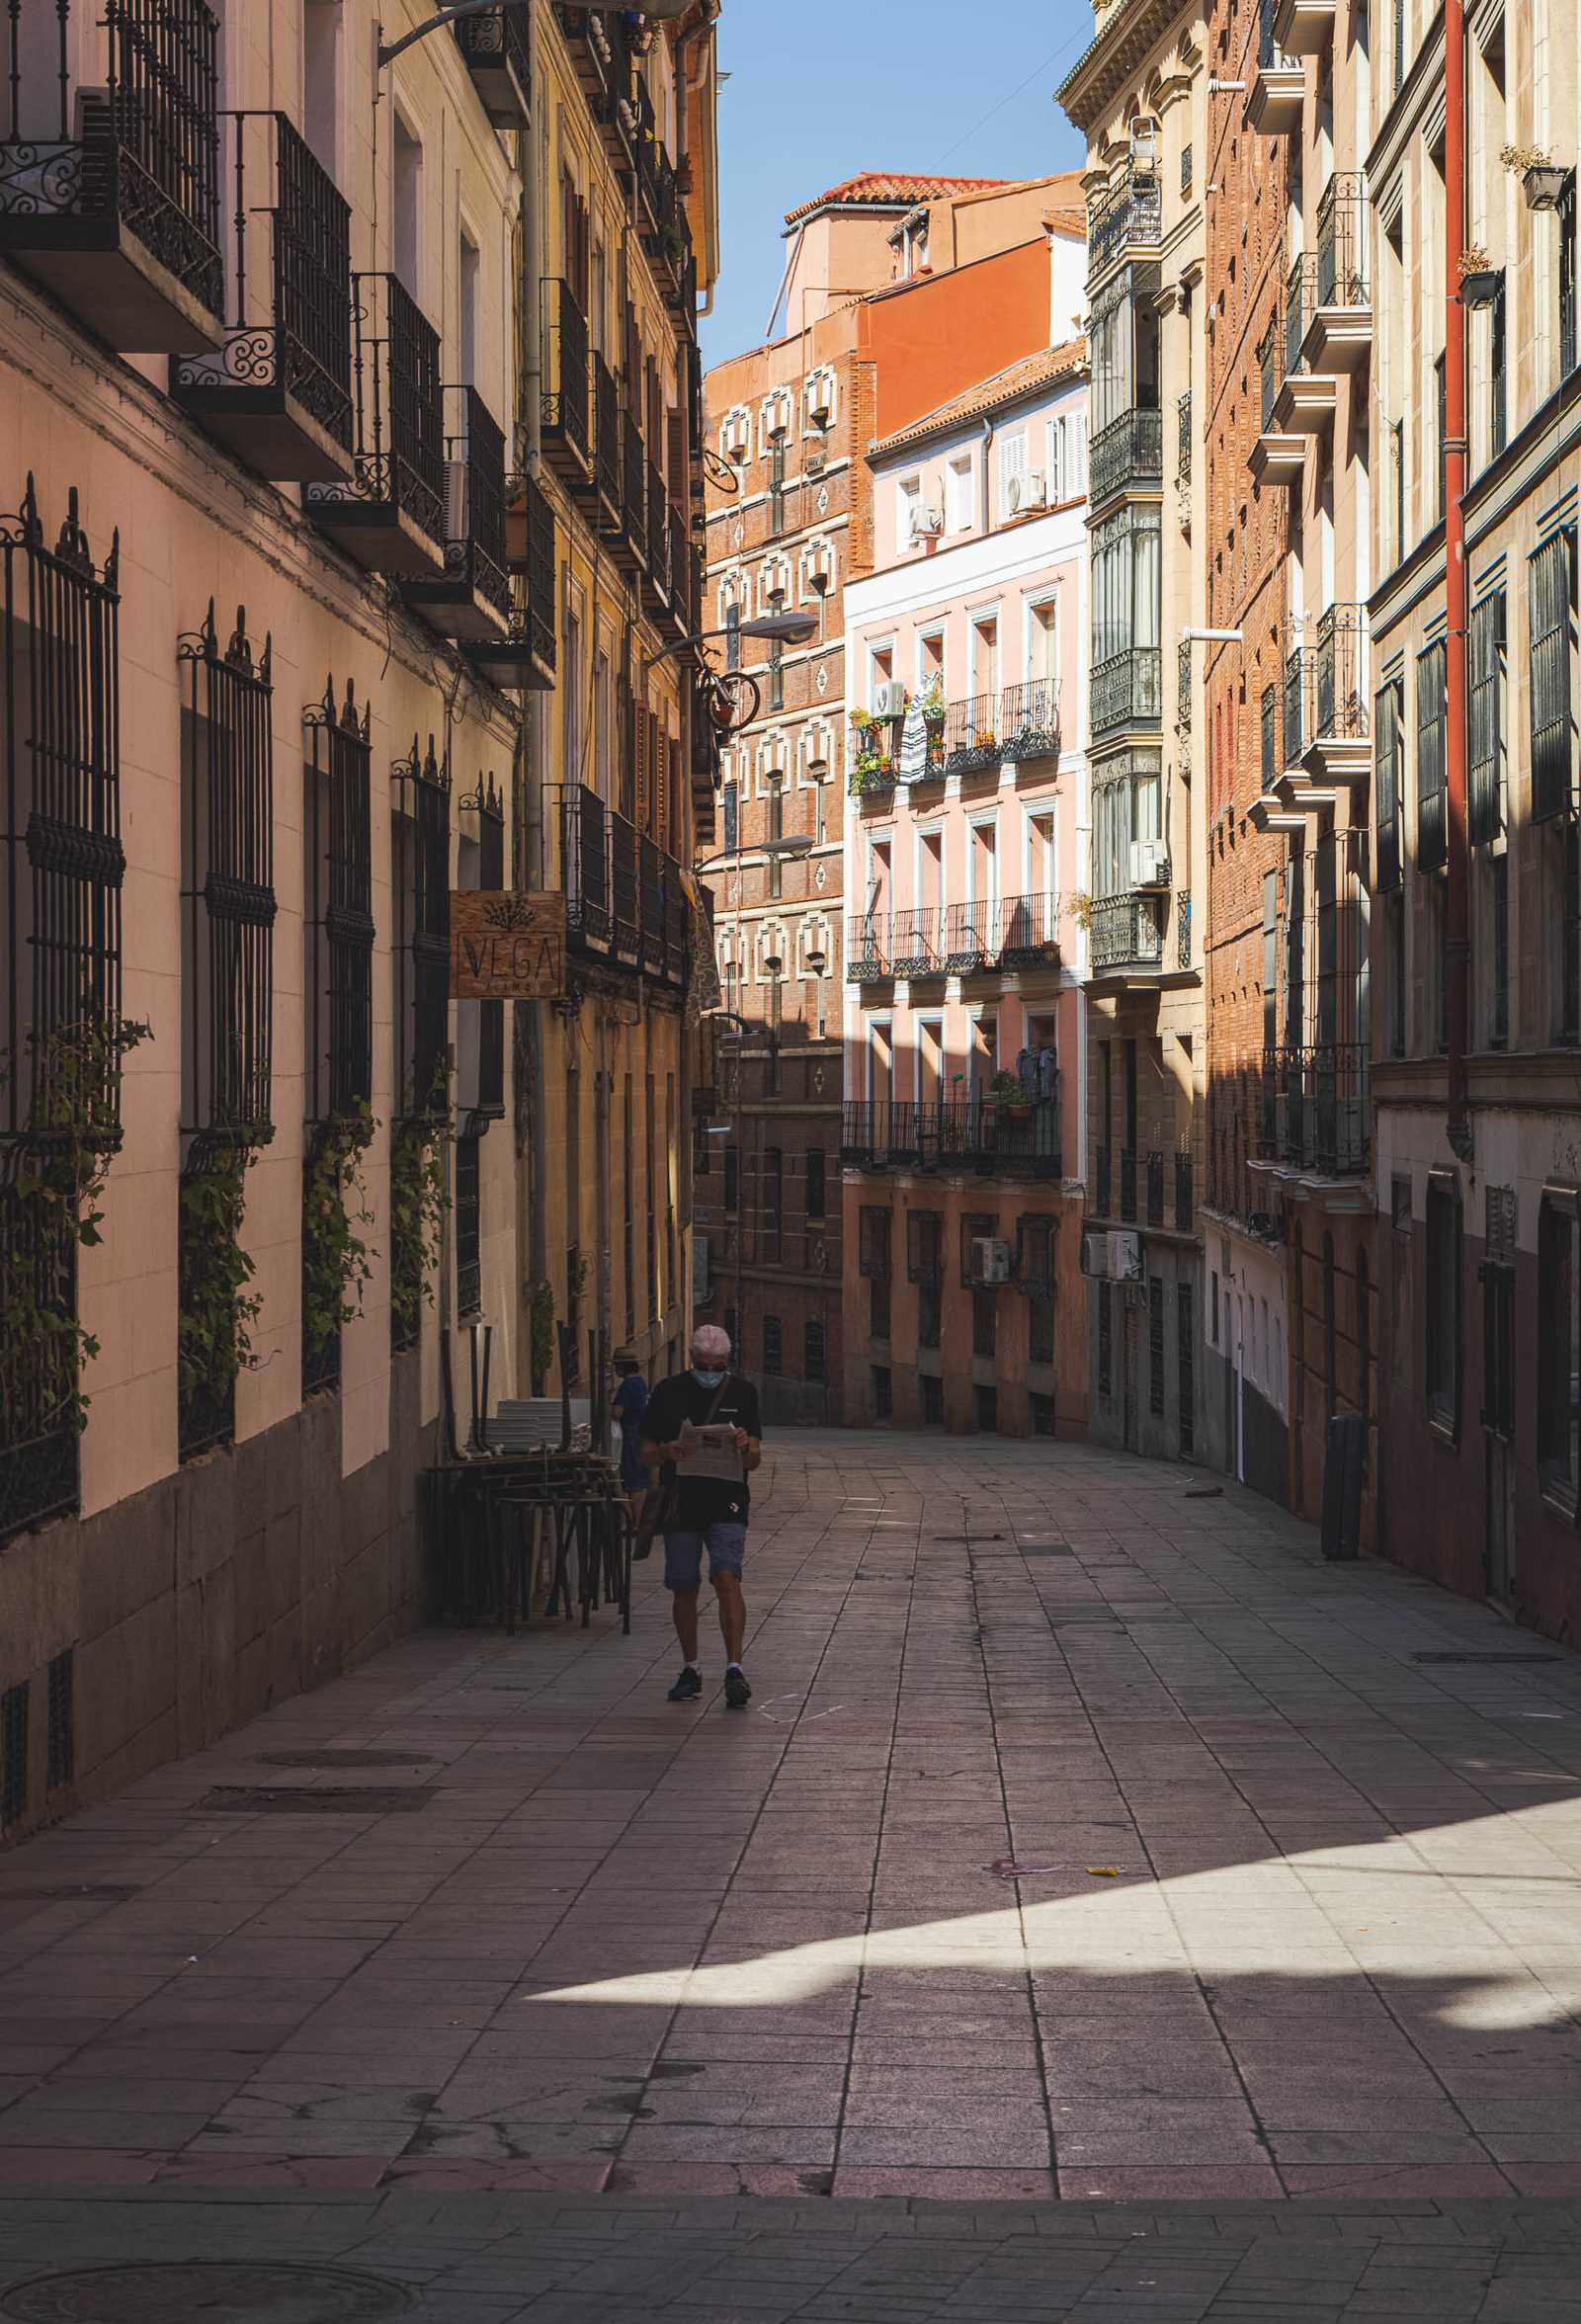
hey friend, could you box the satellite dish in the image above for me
[898,700,929,785]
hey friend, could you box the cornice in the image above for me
[1057,0,1204,130]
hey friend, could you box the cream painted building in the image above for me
[1058,0,1208,1461]
[0,0,719,1836]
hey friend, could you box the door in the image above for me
[1482,1234,1517,1600]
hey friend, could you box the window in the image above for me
[722,779,738,853]
[804,1319,825,1383]
[1148,1278,1165,1415]
[768,437,786,539]
[972,1286,997,1359]
[1415,641,1448,872]
[862,1204,892,1340]
[455,1127,481,1320]
[1467,591,1505,847]
[725,601,741,672]
[946,455,974,533]
[974,1383,998,1433]
[805,1147,826,1221]
[872,1365,892,1420]
[763,1314,783,1374]
[921,1372,945,1425]
[1177,1284,1195,1455]
[1098,1284,1113,1398]
[1490,854,1509,1048]
[1539,1190,1580,1504]
[764,1145,783,1263]
[1482,1187,1515,1443]
[724,1141,739,1214]
[1180,143,1193,195]
[1530,528,1576,824]
[1018,1217,1055,1365]
[897,475,922,545]
[1561,172,1577,380]
[1030,1391,1056,1438]
[391,737,450,1122]
[997,431,1028,517]
[1425,1173,1461,1435]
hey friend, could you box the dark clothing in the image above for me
[614,1373,649,1492]
[642,1372,763,1529]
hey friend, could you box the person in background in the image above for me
[611,1349,650,1531]
[641,1324,763,1709]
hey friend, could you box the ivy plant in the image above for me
[178,1141,265,1408]
[301,1102,377,1365]
[390,1087,451,1349]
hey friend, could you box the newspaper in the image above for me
[680,1421,744,1484]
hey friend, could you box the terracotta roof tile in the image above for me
[784,173,1007,226]
[873,338,1088,456]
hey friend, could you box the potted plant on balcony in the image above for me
[1457,243,1502,307]
[990,1068,1031,1125]
[1502,141,1569,210]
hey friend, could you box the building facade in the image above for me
[840,334,1091,1438]
[0,0,719,1839]
[1367,0,1581,1633]
[1060,0,1208,1465]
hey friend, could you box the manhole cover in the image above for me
[257,1751,439,1769]
[1,2263,414,2324]
[1411,1651,1565,1666]
[196,1786,438,1814]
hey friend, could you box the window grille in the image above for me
[302,678,374,1122]
[1489,273,1507,458]
[1467,592,1504,847]
[458,776,505,1116]
[804,1318,825,1382]
[2,478,125,1543]
[1177,1284,1195,1454]
[1148,1278,1165,1414]
[805,1146,825,1221]
[1539,1190,1580,1504]
[764,1314,783,1374]
[1482,1187,1516,1443]
[1561,173,1578,381]
[392,735,451,1120]
[1490,855,1509,1049]
[1374,679,1403,892]
[1415,640,1447,872]
[1530,529,1576,824]
[455,1124,481,1322]
[1098,1282,1112,1398]
[179,604,275,1139]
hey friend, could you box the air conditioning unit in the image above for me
[722,411,750,461]
[1081,1230,1111,1281]
[1108,1230,1142,1282]
[971,1236,1014,1286]
[911,505,945,540]
[444,458,469,540]
[874,680,909,719]
[1009,471,1048,514]
[1129,839,1171,887]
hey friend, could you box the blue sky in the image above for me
[701,1,1093,367]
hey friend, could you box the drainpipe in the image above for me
[1444,0,1472,1161]
[979,414,995,533]
[518,3,548,1358]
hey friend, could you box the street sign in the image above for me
[449,891,567,1000]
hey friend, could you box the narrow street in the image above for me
[3,1433,1581,2316]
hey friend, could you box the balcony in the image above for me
[306,273,446,574]
[1305,604,1371,784]
[1251,316,1304,483]
[614,409,647,576]
[943,692,1001,779]
[845,915,889,981]
[402,386,511,639]
[997,891,1060,971]
[1092,646,1163,737]
[1088,170,1163,284]
[1249,0,1304,128]
[541,278,592,485]
[554,784,689,990]
[469,469,556,692]
[1250,678,1307,834]
[1272,257,1337,434]
[1269,641,1339,813]
[1306,175,1372,371]
[1089,890,1166,977]
[1089,406,1164,510]
[554,1,619,109]
[631,78,692,291]
[642,459,671,615]
[453,5,530,128]
[171,112,353,481]
[667,503,696,639]
[1257,1042,1370,1181]
[888,909,941,980]
[1000,680,1061,765]
[850,719,899,797]
[0,0,226,353]
[592,351,623,528]
[1271,0,1337,55]
[840,1098,1062,1182]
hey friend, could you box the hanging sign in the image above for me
[449,891,567,999]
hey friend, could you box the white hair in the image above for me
[691,1324,732,1365]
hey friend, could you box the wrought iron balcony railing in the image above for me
[1092,646,1163,736]
[171,111,353,479]
[1000,679,1060,763]
[1088,169,1163,281]
[1177,391,1193,485]
[997,891,1060,968]
[645,459,670,606]
[941,899,995,971]
[1146,1149,1166,1227]
[1315,172,1369,308]
[453,4,530,127]
[1258,1042,1370,1177]
[593,351,622,522]
[1258,315,1284,429]
[621,408,647,570]
[1090,889,1166,973]
[1090,406,1164,506]
[1175,1149,1195,1231]
[888,909,940,978]
[850,719,899,794]
[1284,642,1311,765]
[1285,252,1317,374]
[554,784,688,990]
[554,0,616,106]
[403,384,511,637]
[845,914,889,978]
[541,276,591,477]
[943,692,1001,777]
[472,469,556,693]
[840,1097,1062,1181]
[306,271,446,570]
[1313,603,1369,741]
[1,0,226,352]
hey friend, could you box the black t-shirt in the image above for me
[642,1372,764,1527]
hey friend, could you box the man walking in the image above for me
[641,1325,762,1708]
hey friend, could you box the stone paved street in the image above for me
[3,1432,1581,2314]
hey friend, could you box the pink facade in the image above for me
[839,343,1092,1438]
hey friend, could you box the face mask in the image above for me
[692,1368,725,1389]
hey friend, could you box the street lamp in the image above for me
[379,0,694,69]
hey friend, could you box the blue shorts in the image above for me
[663,1523,748,1592]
